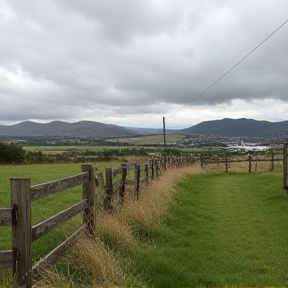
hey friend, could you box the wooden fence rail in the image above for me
[0,155,196,287]
[202,154,283,174]
[0,164,95,288]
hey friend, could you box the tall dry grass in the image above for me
[33,164,203,288]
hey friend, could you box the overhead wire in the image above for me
[166,19,288,120]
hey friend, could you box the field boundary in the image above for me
[201,152,283,173]
[0,155,194,288]
[1,145,288,287]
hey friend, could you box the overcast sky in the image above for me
[0,0,287,129]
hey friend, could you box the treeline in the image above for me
[0,142,183,164]
[0,142,25,164]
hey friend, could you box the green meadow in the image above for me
[0,162,119,256]
[1,160,288,287]
[129,169,288,287]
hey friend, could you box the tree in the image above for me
[0,142,25,164]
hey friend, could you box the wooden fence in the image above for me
[0,164,96,288]
[201,153,282,174]
[0,156,195,287]
[2,148,287,287]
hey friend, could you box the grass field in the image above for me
[1,160,287,287]
[128,170,288,287]
[0,162,120,256]
[23,145,139,154]
[113,133,186,145]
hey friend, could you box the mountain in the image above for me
[180,118,288,137]
[0,120,134,138]
[1,118,287,138]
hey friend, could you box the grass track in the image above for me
[131,172,288,287]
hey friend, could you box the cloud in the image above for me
[0,0,287,127]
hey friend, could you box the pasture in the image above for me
[1,159,288,287]
[23,145,136,154]
[111,133,186,145]
[0,162,119,256]
[128,167,288,287]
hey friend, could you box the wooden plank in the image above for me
[0,208,12,226]
[31,172,88,201]
[32,200,87,242]
[11,178,32,287]
[0,250,13,269]
[204,159,282,164]
[32,225,85,277]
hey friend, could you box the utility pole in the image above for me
[163,116,166,148]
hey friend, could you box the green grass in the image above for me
[23,145,136,154]
[129,171,288,287]
[0,162,119,256]
[113,134,186,145]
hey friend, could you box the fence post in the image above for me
[155,159,160,178]
[11,178,32,288]
[163,155,167,170]
[283,141,288,191]
[270,151,275,172]
[119,164,127,205]
[134,163,140,199]
[225,155,228,172]
[104,168,113,211]
[248,154,252,174]
[145,164,149,186]
[81,164,96,236]
[151,158,154,180]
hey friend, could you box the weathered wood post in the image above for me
[200,156,204,168]
[166,156,169,169]
[145,164,149,186]
[225,155,228,172]
[134,163,140,199]
[104,168,113,211]
[155,159,160,178]
[11,178,32,288]
[270,151,275,172]
[163,155,167,170]
[151,158,155,180]
[283,141,288,192]
[81,164,96,236]
[248,154,252,174]
[119,164,127,205]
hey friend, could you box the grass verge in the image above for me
[28,165,203,287]
[128,171,288,287]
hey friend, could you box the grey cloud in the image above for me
[0,0,288,126]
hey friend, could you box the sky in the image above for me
[0,0,288,129]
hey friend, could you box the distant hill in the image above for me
[0,121,134,138]
[180,118,288,137]
[1,118,287,138]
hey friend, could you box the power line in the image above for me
[166,18,288,119]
